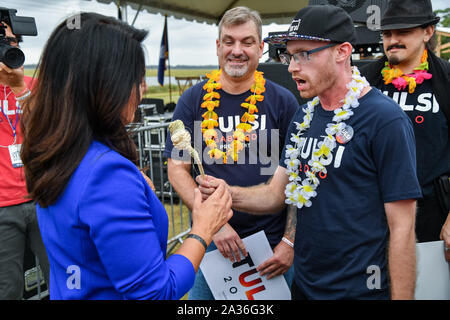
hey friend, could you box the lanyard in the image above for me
[0,102,20,138]
[1,86,20,147]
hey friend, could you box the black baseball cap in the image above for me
[264,5,356,45]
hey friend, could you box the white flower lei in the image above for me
[284,66,370,209]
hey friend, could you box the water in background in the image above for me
[146,76,177,86]
[145,76,205,86]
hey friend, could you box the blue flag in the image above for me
[157,16,168,86]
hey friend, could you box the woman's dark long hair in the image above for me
[21,13,148,207]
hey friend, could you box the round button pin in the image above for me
[336,125,354,144]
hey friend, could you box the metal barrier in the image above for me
[129,121,192,254]
[24,255,49,300]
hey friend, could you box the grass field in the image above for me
[25,68,213,78]
[24,67,211,105]
[164,202,191,300]
[144,68,211,104]
[143,84,181,104]
[24,68,36,77]
[145,68,214,78]
[164,202,191,242]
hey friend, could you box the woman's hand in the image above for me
[190,183,233,245]
[196,174,231,201]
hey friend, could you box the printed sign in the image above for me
[415,240,450,300]
[200,231,291,300]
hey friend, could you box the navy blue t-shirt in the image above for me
[164,79,299,246]
[380,79,450,197]
[280,88,422,299]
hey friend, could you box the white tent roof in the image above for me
[92,0,309,25]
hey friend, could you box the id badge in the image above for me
[8,144,23,168]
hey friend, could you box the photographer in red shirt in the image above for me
[0,21,49,299]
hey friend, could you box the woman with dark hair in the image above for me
[20,12,232,300]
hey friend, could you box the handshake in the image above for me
[195,174,232,202]
[189,175,234,257]
[194,175,248,262]
[192,174,294,280]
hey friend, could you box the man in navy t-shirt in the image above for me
[164,7,299,300]
[197,6,422,299]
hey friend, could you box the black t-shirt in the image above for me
[380,79,450,197]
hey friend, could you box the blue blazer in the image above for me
[37,140,195,299]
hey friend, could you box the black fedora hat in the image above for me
[380,0,440,30]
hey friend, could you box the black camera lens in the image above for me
[0,44,25,69]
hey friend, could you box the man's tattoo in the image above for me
[284,205,297,241]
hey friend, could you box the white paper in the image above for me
[200,230,291,300]
[415,240,450,300]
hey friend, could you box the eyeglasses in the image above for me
[279,43,337,65]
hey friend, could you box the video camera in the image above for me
[0,7,37,69]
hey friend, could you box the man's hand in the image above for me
[256,240,294,280]
[196,174,231,201]
[440,212,450,262]
[213,223,247,263]
[0,62,26,92]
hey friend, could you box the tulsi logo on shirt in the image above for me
[217,114,266,133]
[382,91,440,124]
[300,136,346,171]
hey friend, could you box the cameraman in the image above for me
[0,20,49,299]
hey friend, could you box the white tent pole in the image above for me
[116,0,128,22]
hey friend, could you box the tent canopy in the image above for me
[93,0,308,25]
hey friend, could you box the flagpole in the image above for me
[166,15,172,103]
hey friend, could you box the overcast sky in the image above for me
[1,0,449,67]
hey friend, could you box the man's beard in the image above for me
[386,44,406,66]
[223,54,249,78]
[298,61,337,99]
[387,55,402,66]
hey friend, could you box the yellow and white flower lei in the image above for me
[284,66,370,209]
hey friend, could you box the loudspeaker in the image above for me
[141,98,165,114]
[257,63,308,106]
[165,102,176,112]
[308,0,387,24]
[353,25,383,57]
[266,1,385,60]
[352,58,378,70]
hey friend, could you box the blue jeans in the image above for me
[188,242,294,300]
